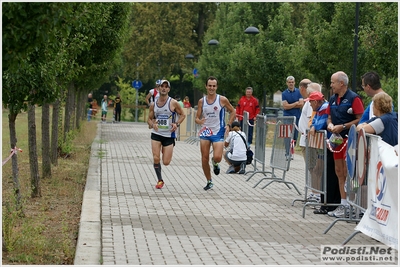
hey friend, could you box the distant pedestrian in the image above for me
[195,76,236,190]
[114,93,122,122]
[183,96,191,108]
[87,93,93,121]
[175,95,184,108]
[236,87,260,145]
[147,80,186,189]
[101,95,108,123]
[146,80,161,106]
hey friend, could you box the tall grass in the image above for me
[2,107,98,264]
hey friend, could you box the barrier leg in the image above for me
[342,231,361,245]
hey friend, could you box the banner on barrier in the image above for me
[278,124,293,138]
[355,138,398,249]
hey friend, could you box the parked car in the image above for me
[261,107,284,117]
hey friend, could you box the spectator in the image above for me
[183,96,191,108]
[326,71,364,218]
[359,71,387,124]
[236,87,260,145]
[101,95,108,123]
[114,93,122,122]
[308,91,341,214]
[282,76,304,159]
[87,93,93,121]
[175,95,184,108]
[356,93,398,146]
[224,121,247,174]
[195,76,236,190]
[298,80,323,202]
[146,80,161,106]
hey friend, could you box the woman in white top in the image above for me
[224,121,247,174]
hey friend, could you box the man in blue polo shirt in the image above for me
[282,76,304,159]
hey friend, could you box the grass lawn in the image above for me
[2,107,97,264]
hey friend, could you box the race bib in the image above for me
[156,114,170,130]
[199,126,213,137]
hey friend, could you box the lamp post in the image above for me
[244,26,265,113]
[185,54,196,104]
[208,39,219,46]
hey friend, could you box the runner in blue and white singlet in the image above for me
[195,76,236,191]
[198,94,226,142]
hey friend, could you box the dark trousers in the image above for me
[320,150,341,211]
[240,119,254,145]
[115,107,121,121]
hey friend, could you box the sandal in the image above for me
[313,209,328,215]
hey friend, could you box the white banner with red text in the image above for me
[355,137,398,250]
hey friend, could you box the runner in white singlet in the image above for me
[195,76,236,190]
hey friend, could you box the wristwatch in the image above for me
[342,124,346,130]
[176,123,180,127]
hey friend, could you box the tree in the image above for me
[122,3,216,84]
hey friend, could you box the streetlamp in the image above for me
[185,54,197,104]
[208,39,219,46]
[185,53,195,60]
[244,26,266,113]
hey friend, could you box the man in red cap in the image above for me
[308,90,341,215]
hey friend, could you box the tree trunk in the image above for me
[196,4,206,47]
[41,103,51,178]
[8,111,22,211]
[64,82,74,141]
[28,104,41,198]
[75,89,84,130]
[51,98,60,165]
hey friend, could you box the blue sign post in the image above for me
[132,80,143,89]
[193,68,198,78]
[132,80,142,122]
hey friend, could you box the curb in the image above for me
[74,124,102,265]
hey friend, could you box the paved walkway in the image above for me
[74,122,391,265]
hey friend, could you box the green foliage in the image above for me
[122,3,216,83]
[60,129,76,156]
[114,76,146,121]
[381,77,398,112]
[2,201,22,252]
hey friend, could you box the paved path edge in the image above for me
[74,124,102,265]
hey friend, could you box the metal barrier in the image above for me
[324,129,373,244]
[184,107,200,145]
[245,114,267,178]
[292,130,341,217]
[242,111,249,142]
[246,116,301,195]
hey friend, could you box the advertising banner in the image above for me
[355,137,398,249]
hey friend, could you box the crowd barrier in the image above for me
[322,126,398,249]
[244,114,268,178]
[245,115,301,195]
[291,130,341,218]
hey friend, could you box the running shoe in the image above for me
[211,158,220,175]
[155,180,164,189]
[203,181,213,191]
[328,205,347,218]
[226,165,235,174]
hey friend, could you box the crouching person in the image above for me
[224,121,247,174]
